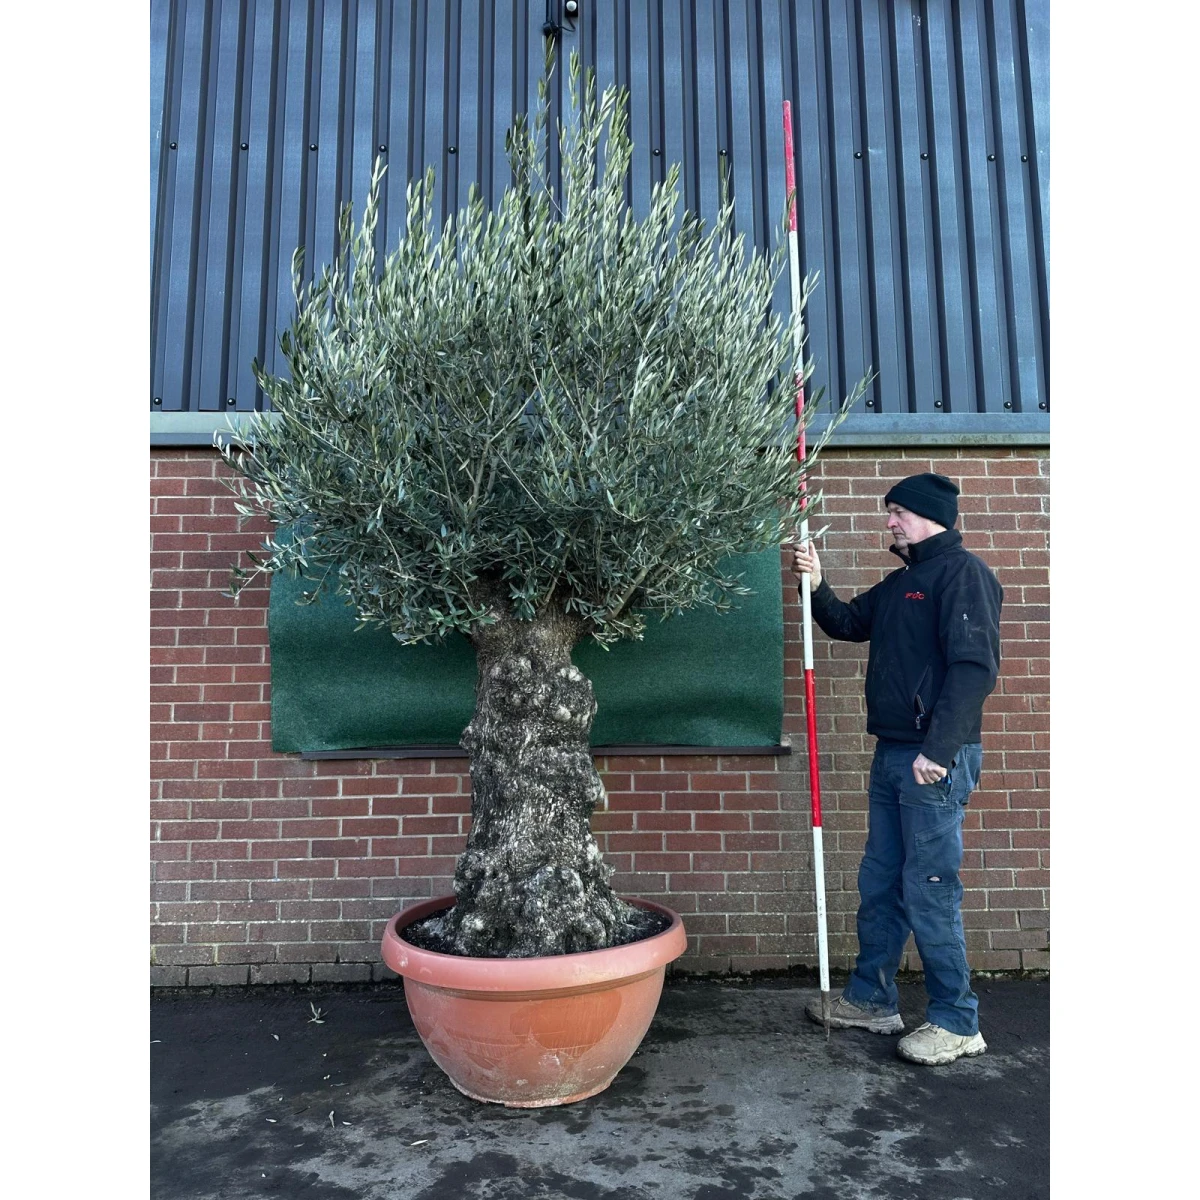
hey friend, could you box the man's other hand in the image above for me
[912,753,948,786]
[790,541,822,588]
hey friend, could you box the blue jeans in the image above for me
[843,739,984,1036]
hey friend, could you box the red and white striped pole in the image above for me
[783,101,832,1035]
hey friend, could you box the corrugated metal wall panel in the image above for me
[150,0,1048,427]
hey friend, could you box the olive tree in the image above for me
[221,57,862,958]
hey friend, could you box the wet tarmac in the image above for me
[151,975,1048,1199]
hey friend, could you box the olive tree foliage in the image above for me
[220,55,862,645]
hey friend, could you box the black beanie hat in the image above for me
[883,472,960,528]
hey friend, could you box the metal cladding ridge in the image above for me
[151,0,1049,430]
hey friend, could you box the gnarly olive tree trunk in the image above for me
[432,605,637,958]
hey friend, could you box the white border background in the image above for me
[7,1,1200,1192]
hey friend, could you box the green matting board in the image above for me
[269,550,783,752]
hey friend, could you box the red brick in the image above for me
[696,813,751,831]
[215,860,277,880]
[627,772,688,792]
[695,935,757,955]
[983,849,1040,869]
[335,857,398,878]
[370,837,431,857]
[665,833,722,852]
[186,923,248,944]
[692,852,751,872]
[312,797,371,817]
[986,889,1046,909]
[665,790,719,811]
[311,839,369,858]
[280,778,340,798]
[155,945,216,966]
[342,776,400,796]
[608,833,665,852]
[400,816,461,836]
[372,759,437,776]
[247,798,306,816]
[666,872,727,892]
[371,796,433,816]
[218,820,280,840]
[725,832,781,852]
[636,812,693,831]
[689,773,750,792]
[632,852,692,872]
[338,817,399,837]
[401,775,462,795]
[155,861,216,881]
[592,812,633,832]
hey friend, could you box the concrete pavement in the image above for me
[151,975,1048,1199]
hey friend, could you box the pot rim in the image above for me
[381,894,687,992]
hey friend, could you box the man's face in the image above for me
[885,503,944,550]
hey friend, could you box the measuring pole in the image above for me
[782,102,831,1036]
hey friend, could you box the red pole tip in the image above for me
[782,102,798,232]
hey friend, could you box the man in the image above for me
[790,472,1003,1065]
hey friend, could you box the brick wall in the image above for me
[151,446,1049,985]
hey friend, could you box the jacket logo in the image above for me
[904,591,926,600]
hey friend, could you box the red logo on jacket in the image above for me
[905,591,925,600]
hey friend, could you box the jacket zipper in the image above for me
[913,667,932,732]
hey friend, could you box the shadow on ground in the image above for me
[151,976,1048,1200]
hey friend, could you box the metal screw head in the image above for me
[865,398,874,407]
[310,144,318,151]
[854,150,863,159]
[920,152,929,160]
[1021,154,1029,162]
[227,398,237,407]
[448,146,457,154]
[988,153,996,161]
[241,142,249,150]
[934,400,943,408]
[169,142,177,150]
[718,149,727,156]
[1003,400,1013,409]
[1039,401,1048,410]
[653,148,661,156]
[153,397,162,405]
[378,144,387,152]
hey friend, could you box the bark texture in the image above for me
[431,604,637,958]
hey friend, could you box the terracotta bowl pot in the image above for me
[380,895,687,1107]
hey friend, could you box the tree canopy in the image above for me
[222,55,860,645]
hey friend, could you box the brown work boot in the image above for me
[804,993,904,1034]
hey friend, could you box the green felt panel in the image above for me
[268,550,784,752]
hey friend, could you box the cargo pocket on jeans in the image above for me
[913,808,962,884]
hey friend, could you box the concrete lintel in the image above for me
[152,411,1050,450]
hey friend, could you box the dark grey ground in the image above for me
[151,976,1048,1200]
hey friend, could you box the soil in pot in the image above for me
[401,903,671,955]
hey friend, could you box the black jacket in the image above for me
[807,529,1003,767]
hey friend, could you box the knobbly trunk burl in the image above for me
[434,603,638,958]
